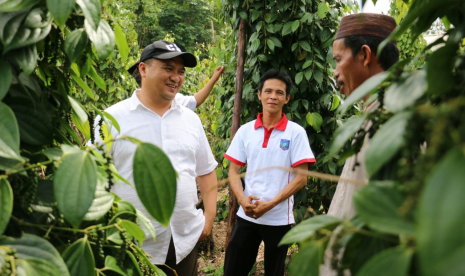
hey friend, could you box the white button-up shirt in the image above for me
[103,90,217,264]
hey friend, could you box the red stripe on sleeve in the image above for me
[224,154,246,167]
[292,158,316,168]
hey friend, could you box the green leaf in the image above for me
[42,148,63,161]
[10,44,37,75]
[0,101,22,161]
[299,41,311,52]
[54,148,98,228]
[136,209,157,242]
[365,112,411,177]
[267,39,275,52]
[302,59,312,69]
[126,251,144,276]
[83,186,114,221]
[304,69,312,81]
[15,258,61,276]
[280,215,342,245]
[269,36,282,48]
[357,246,413,276]
[113,22,129,64]
[289,240,323,276]
[313,68,323,85]
[311,113,323,132]
[1,8,52,53]
[0,234,70,276]
[295,72,304,85]
[330,95,340,111]
[306,112,313,126]
[329,115,366,157]
[317,2,329,18]
[418,149,465,276]
[68,95,88,124]
[0,60,12,100]
[239,11,247,20]
[133,143,177,227]
[0,0,40,12]
[291,20,300,32]
[104,255,128,276]
[120,220,146,245]
[282,21,293,36]
[6,97,53,146]
[302,99,309,111]
[385,71,426,112]
[70,70,95,100]
[76,0,101,31]
[46,0,75,28]
[62,237,95,276]
[85,19,115,60]
[88,65,106,91]
[71,112,90,141]
[339,72,389,114]
[264,13,272,23]
[64,28,88,62]
[354,183,415,236]
[103,111,121,134]
[426,43,457,96]
[0,178,13,235]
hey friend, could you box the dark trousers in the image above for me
[223,217,291,276]
[157,238,198,276]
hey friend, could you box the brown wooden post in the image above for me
[225,18,247,250]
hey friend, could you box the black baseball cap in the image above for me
[127,40,197,74]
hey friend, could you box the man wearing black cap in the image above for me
[328,13,399,219]
[99,40,218,276]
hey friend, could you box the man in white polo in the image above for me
[101,40,218,276]
[223,69,316,276]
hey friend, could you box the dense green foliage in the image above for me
[216,0,356,220]
[0,0,177,275]
[283,0,465,275]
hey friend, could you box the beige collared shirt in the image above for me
[103,90,217,264]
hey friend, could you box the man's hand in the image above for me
[198,219,213,242]
[211,66,225,82]
[252,200,276,219]
[239,195,259,218]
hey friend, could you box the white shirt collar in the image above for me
[129,89,183,113]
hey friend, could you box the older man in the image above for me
[328,13,399,218]
[101,40,218,276]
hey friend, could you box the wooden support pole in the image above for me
[225,18,247,250]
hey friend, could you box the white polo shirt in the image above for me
[224,113,315,226]
[175,93,197,111]
[101,90,217,264]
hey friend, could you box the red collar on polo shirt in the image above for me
[254,113,288,148]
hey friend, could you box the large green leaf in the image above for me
[0,101,22,161]
[0,59,12,100]
[10,44,37,75]
[385,70,427,112]
[1,8,52,53]
[280,215,342,245]
[88,65,106,91]
[329,115,366,157]
[133,142,177,227]
[418,149,465,276]
[426,43,457,96]
[354,183,415,236]
[136,209,157,242]
[64,28,88,62]
[0,234,70,276]
[68,95,88,124]
[104,255,128,276]
[76,0,101,31]
[62,237,95,276]
[70,70,95,100]
[306,112,323,132]
[85,19,115,60]
[338,72,389,114]
[317,2,329,18]
[119,220,146,245]
[83,187,114,221]
[365,112,411,177]
[46,0,75,28]
[357,246,412,276]
[0,178,13,235]
[54,148,98,228]
[282,21,293,36]
[0,0,40,12]
[289,240,323,276]
[15,258,61,276]
[6,97,53,146]
[113,22,129,64]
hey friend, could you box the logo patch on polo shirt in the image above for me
[280,139,290,151]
